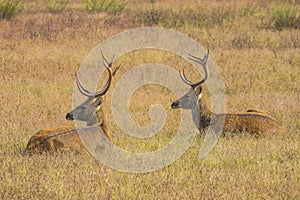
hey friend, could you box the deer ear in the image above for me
[195,86,202,96]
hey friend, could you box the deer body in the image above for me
[25,126,86,154]
[191,99,283,135]
[171,50,283,136]
[222,112,283,134]
[25,53,118,154]
[24,109,111,154]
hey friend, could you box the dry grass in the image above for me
[0,0,299,199]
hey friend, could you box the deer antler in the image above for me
[180,50,210,88]
[76,52,114,98]
[75,66,112,98]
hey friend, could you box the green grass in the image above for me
[271,3,300,30]
[0,0,299,199]
[85,0,126,14]
[47,0,68,13]
[0,0,22,20]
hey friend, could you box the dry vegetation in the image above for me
[0,0,299,199]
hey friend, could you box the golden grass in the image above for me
[0,0,299,199]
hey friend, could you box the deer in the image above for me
[171,50,284,136]
[24,53,119,155]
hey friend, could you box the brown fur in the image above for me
[24,110,111,155]
[192,88,283,136]
[24,126,85,154]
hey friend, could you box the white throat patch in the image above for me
[198,93,202,100]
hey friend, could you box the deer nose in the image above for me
[171,101,179,109]
[66,112,74,120]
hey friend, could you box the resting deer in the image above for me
[171,50,284,136]
[25,53,119,154]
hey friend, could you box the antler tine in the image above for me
[75,72,94,98]
[112,64,121,76]
[94,62,113,97]
[100,50,120,76]
[186,50,210,88]
[101,50,113,68]
[188,50,209,65]
[179,68,195,87]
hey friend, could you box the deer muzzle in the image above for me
[171,101,180,109]
[65,112,74,120]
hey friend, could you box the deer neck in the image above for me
[192,98,214,131]
[88,108,111,140]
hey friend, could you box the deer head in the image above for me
[171,50,209,110]
[66,52,119,126]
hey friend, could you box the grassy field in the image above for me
[1,0,299,199]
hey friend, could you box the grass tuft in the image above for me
[0,0,23,20]
[47,0,68,13]
[85,0,126,14]
[271,4,300,30]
